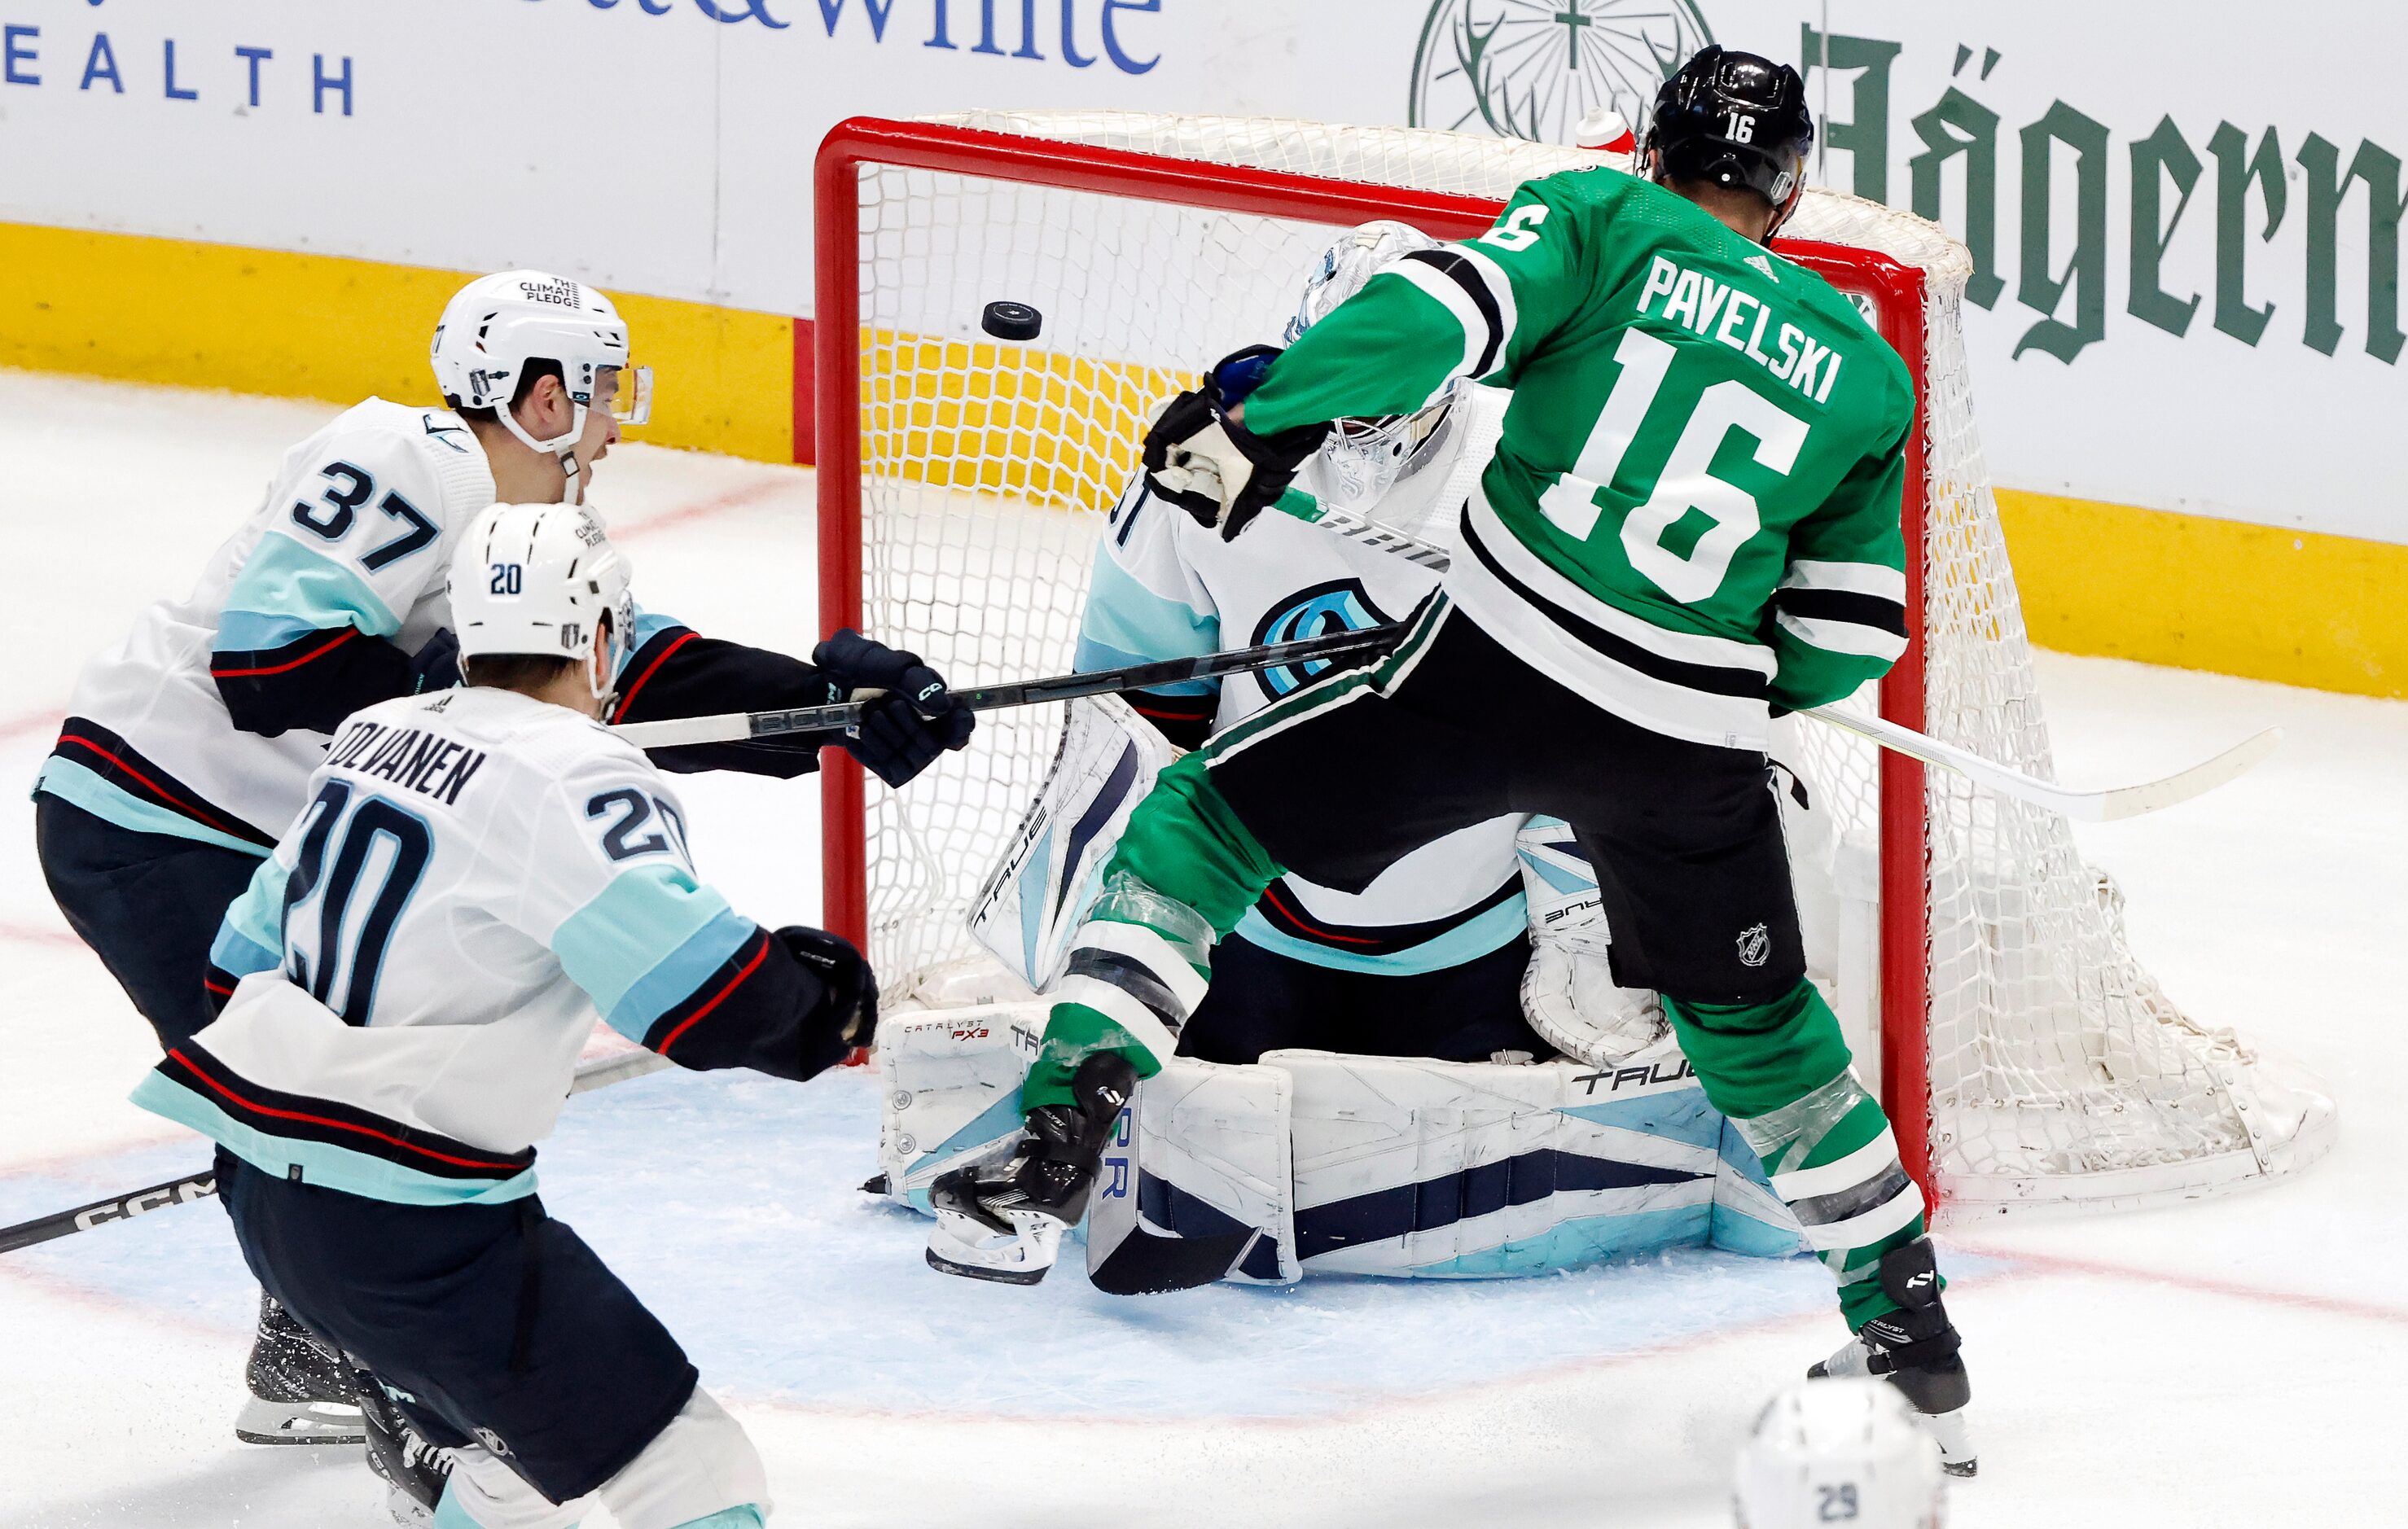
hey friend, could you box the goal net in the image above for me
[815,112,2333,1215]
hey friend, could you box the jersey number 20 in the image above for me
[280,781,432,1027]
[1537,329,1809,603]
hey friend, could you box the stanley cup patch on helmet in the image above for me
[1736,922,1770,968]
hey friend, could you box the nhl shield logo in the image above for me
[474,1426,512,1457]
[1736,922,1770,969]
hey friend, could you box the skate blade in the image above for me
[235,1394,366,1446]
[925,1206,1062,1284]
[926,1246,1050,1285]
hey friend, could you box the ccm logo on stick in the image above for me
[74,1176,217,1229]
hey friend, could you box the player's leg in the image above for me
[1030,594,1503,1107]
[1180,931,1537,1065]
[1549,719,1972,1474]
[928,598,1514,1279]
[34,798,368,1445]
[33,794,262,1050]
[213,1151,771,1527]
[1318,936,1541,1062]
[1175,934,1346,1064]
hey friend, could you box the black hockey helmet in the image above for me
[1645,46,1814,209]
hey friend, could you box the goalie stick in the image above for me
[0,1049,673,1256]
[608,624,1408,751]
[1266,499,2279,822]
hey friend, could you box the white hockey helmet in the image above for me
[450,502,637,706]
[430,272,652,503]
[1734,1379,1946,1529]
[1285,221,1463,514]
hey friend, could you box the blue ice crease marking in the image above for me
[0,1070,2009,1422]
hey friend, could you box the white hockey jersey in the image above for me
[1073,385,1526,976]
[36,399,675,852]
[131,686,800,1206]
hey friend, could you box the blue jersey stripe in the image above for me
[217,532,402,649]
[1080,553,1217,668]
[1232,891,1528,976]
[33,759,272,857]
[130,1071,535,1207]
[551,864,754,1042]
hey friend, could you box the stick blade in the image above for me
[2088,726,2283,822]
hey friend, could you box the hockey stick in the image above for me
[608,625,1409,751]
[1268,499,2279,821]
[1805,708,2281,824]
[0,1049,675,1256]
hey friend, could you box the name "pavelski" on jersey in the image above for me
[323,720,488,806]
[1634,255,1845,405]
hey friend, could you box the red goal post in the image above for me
[812,116,1942,1199]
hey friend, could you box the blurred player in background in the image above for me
[1734,1379,1945,1528]
[134,503,876,1529]
[31,273,969,1448]
[934,46,1977,1475]
[1072,221,1660,1071]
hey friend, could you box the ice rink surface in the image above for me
[1,372,2401,1527]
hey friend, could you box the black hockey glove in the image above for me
[408,629,462,694]
[777,925,879,1052]
[810,629,976,788]
[1141,346,1331,541]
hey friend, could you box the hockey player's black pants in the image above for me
[1178,931,1542,1065]
[216,1149,700,1504]
[36,795,263,1051]
[1207,598,1805,1004]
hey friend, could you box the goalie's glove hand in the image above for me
[1142,346,1331,541]
[777,924,879,1051]
[810,629,976,787]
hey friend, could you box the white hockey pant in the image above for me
[433,1387,770,1529]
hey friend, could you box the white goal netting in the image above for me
[832,111,2333,1214]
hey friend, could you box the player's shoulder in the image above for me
[1515,163,1647,214]
[372,687,656,787]
[289,398,494,515]
[1762,255,1916,423]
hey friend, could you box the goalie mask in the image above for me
[1285,222,1463,515]
[431,271,652,504]
[450,502,637,708]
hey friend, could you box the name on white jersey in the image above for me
[324,717,490,806]
[1634,254,1846,405]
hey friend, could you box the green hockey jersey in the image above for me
[1244,169,1915,750]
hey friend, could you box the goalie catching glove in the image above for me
[1141,347,1331,541]
[923,1053,1138,1286]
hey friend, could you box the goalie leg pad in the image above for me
[1088,1055,1297,1287]
[1277,1040,1733,1278]
[1514,815,1668,1067]
[875,1005,1047,1207]
[967,695,1175,992]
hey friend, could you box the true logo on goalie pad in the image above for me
[1737,922,1771,968]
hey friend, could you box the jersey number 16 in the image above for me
[1537,329,1810,603]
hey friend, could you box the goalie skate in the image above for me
[924,1184,1068,1286]
[924,1053,1138,1286]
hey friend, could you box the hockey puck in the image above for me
[981,301,1043,341]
